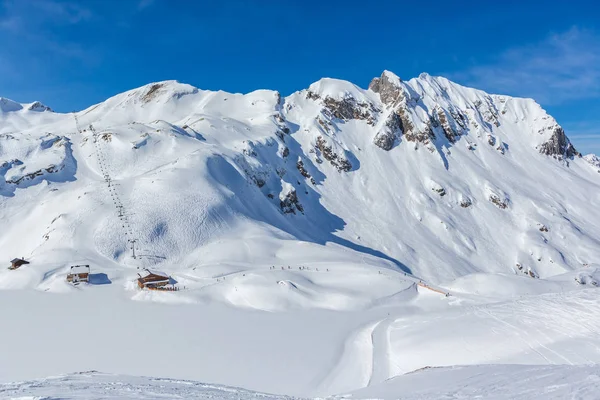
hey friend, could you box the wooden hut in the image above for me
[8,258,29,270]
[137,269,171,289]
[67,265,90,284]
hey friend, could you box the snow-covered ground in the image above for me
[2,365,599,399]
[0,72,599,398]
[0,372,298,399]
[346,364,600,400]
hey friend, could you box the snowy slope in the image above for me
[0,71,599,397]
[4,365,599,400]
[0,372,298,399]
[345,364,600,400]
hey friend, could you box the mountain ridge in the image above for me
[0,70,598,286]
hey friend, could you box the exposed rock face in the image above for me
[315,136,352,172]
[296,159,316,185]
[433,187,446,196]
[496,143,505,155]
[6,164,63,185]
[373,112,402,150]
[460,197,473,208]
[373,130,395,151]
[474,98,500,128]
[437,108,460,143]
[369,72,402,106]
[252,176,265,188]
[489,194,509,209]
[279,187,304,214]
[370,73,434,146]
[318,96,377,125]
[306,90,320,101]
[538,126,578,159]
[28,101,53,112]
[142,83,165,102]
[404,120,435,145]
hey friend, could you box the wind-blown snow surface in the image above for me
[3,366,599,399]
[1,72,599,397]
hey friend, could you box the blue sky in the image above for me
[1,0,599,153]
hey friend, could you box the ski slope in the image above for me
[0,71,599,398]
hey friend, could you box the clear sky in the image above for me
[1,0,599,153]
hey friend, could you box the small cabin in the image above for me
[67,265,90,284]
[9,258,29,270]
[137,268,171,289]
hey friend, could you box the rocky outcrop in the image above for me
[538,126,578,159]
[315,136,352,172]
[474,98,500,128]
[273,114,290,139]
[436,108,461,143]
[28,101,53,112]
[142,83,165,102]
[306,90,320,101]
[6,164,63,185]
[433,187,446,196]
[516,263,538,278]
[489,193,509,209]
[369,72,402,106]
[321,96,376,124]
[404,120,435,145]
[460,197,473,208]
[373,112,402,150]
[296,159,316,185]
[373,130,395,151]
[279,186,304,214]
[370,72,444,147]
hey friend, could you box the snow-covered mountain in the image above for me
[1,71,599,398]
[1,71,598,282]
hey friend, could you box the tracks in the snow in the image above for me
[74,114,139,260]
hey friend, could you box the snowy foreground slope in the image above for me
[3,365,599,400]
[1,71,600,398]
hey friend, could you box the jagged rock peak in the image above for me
[28,101,53,112]
[368,70,403,106]
[538,126,579,159]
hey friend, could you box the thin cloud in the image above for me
[452,27,600,105]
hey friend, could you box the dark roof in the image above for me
[10,258,29,264]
